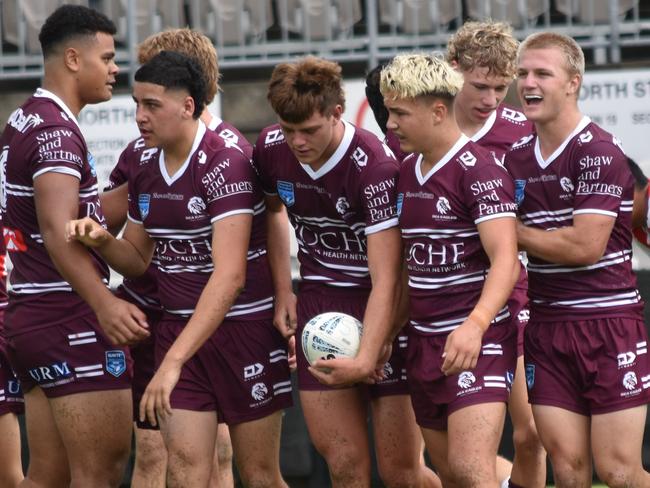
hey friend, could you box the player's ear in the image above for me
[64,46,81,73]
[183,95,195,119]
[431,99,448,125]
[330,104,343,123]
[567,73,582,98]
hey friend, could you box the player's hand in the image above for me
[273,290,297,338]
[287,335,297,371]
[65,217,110,248]
[441,319,484,376]
[309,356,375,387]
[372,342,392,381]
[95,296,150,346]
[139,357,182,427]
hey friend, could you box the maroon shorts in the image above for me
[508,286,529,357]
[115,287,162,429]
[6,313,132,398]
[296,287,409,397]
[524,316,650,415]
[0,336,24,416]
[407,319,517,431]
[156,317,293,425]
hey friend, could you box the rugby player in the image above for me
[506,32,650,486]
[255,56,438,487]
[101,28,243,488]
[446,21,545,488]
[0,5,149,486]
[67,51,291,488]
[0,230,23,487]
[381,53,519,487]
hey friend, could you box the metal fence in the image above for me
[0,0,649,80]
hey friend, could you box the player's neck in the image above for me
[535,109,583,160]
[307,119,345,171]
[42,75,83,117]
[420,123,463,173]
[455,106,486,138]
[162,120,199,176]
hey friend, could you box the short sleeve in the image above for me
[465,162,517,225]
[30,125,85,181]
[360,161,400,235]
[252,133,278,196]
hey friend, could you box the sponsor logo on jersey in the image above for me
[396,193,404,217]
[560,177,574,192]
[105,350,126,377]
[28,361,72,383]
[3,228,27,252]
[517,308,530,323]
[578,131,593,144]
[383,362,394,377]
[458,151,477,167]
[138,194,151,219]
[251,382,268,401]
[335,196,350,216]
[436,196,451,215]
[197,150,207,165]
[277,180,295,206]
[501,107,527,124]
[514,179,526,206]
[458,371,476,389]
[87,151,97,177]
[187,196,206,215]
[512,134,534,149]
[7,380,21,395]
[7,108,43,133]
[623,371,638,391]
[264,129,284,145]
[352,147,368,168]
[525,363,535,390]
[244,363,264,379]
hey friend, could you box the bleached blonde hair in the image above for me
[380,53,464,102]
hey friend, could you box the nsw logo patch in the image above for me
[277,180,295,206]
[138,194,151,220]
[105,350,127,377]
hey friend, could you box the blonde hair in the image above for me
[138,28,220,104]
[446,21,519,79]
[518,31,585,77]
[380,53,463,101]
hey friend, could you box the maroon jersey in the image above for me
[207,115,253,159]
[253,120,400,290]
[385,131,408,162]
[0,214,6,333]
[1,89,108,336]
[398,135,517,335]
[505,116,643,320]
[127,122,272,320]
[470,104,531,162]
[632,182,650,249]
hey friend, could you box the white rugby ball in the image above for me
[302,312,363,366]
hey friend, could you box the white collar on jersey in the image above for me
[534,115,591,169]
[159,120,207,186]
[33,88,81,130]
[415,134,470,185]
[299,119,355,180]
[207,111,223,131]
[469,109,497,143]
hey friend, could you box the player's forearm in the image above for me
[517,222,603,266]
[99,185,128,235]
[43,233,115,313]
[266,209,294,295]
[96,235,150,278]
[359,276,400,364]
[161,269,245,365]
[470,252,519,331]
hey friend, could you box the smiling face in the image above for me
[77,32,118,104]
[133,81,194,149]
[278,106,343,167]
[455,66,511,125]
[516,46,581,125]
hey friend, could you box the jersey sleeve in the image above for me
[464,159,517,225]
[126,172,144,224]
[201,147,256,223]
[29,125,86,181]
[572,140,628,218]
[105,147,130,191]
[360,160,400,235]
[251,133,278,196]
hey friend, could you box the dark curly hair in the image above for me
[39,5,116,58]
[134,51,207,119]
[365,63,388,135]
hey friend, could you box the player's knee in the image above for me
[237,458,282,488]
[134,438,167,473]
[325,450,369,484]
[446,456,488,487]
[512,419,544,457]
[550,454,590,484]
[216,437,234,466]
[594,458,642,488]
[376,456,421,488]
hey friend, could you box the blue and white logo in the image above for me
[525,363,535,390]
[87,152,97,177]
[514,179,526,206]
[105,350,127,378]
[396,193,404,217]
[277,180,295,207]
[138,194,151,220]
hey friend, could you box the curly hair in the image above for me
[446,21,519,79]
[138,28,220,104]
[134,51,207,119]
[267,56,345,123]
[39,5,116,58]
